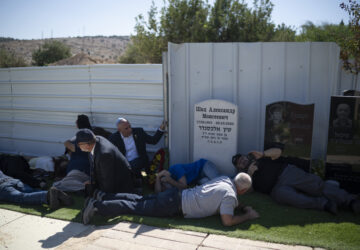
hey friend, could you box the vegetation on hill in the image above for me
[32,40,71,66]
[0,48,27,68]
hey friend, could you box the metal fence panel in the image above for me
[168,42,340,165]
[0,64,163,156]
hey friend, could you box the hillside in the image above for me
[0,36,130,65]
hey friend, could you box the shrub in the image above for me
[32,40,71,66]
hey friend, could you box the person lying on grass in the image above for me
[232,147,360,215]
[154,158,221,193]
[81,173,259,226]
[0,170,73,209]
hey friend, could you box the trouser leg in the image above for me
[280,165,356,207]
[279,165,325,196]
[0,185,47,205]
[53,170,90,192]
[102,192,146,201]
[198,161,221,185]
[322,182,356,207]
[129,158,147,177]
[95,188,181,217]
[16,181,36,193]
[271,185,327,210]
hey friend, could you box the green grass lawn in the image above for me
[0,192,359,250]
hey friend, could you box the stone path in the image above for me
[0,209,324,250]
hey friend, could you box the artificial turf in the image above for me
[0,192,359,250]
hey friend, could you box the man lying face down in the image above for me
[81,173,259,226]
[0,170,72,209]
[233,147,360,215]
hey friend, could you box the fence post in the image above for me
[162,52,169,148]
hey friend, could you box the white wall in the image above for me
[168,42,340,165]
[0,64,164,156]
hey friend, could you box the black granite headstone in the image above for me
[264,102,315,159]
[343,89,360,96]
[326,96,360,193]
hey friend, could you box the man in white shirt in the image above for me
[109,118,166,177]
[81,173,260,226]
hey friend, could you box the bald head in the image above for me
[233,173,252,195]
[116,117,132,137]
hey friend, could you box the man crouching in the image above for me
[81,173,259,226]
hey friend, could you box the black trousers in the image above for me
[95,188,182,217]
[129,157,149,177]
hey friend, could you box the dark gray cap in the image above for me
[76,129,95,143]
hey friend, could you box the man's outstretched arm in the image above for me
[221,206,259,226]
[250,147,282,160]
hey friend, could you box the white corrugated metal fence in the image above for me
[0,64,164,156]
[168,42,341,166]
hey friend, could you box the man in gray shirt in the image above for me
[81,173,259,226]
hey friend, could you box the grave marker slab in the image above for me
[193,99,238,176]
[326,96,360,193]
[264,101,315,159]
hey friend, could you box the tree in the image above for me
[339,0,360,76]
[120,0,289,64]
[32,40,71,66]
[120,3,167,63]
[272,23,296,42]
[160,0,209,43]
[0,48,27,68]
[295,21,350,42]
[207,0,275,42]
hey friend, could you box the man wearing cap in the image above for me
[81,172,259,226]
[109,118,166,177]
[76,129,135,194]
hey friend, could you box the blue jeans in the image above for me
[0,180,47,205]
[95,188,182,217]
[197,161,221,185]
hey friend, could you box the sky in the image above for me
[0,0,350,40]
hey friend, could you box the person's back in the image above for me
[181,176,238,218]
[94,136,134,193]
[67,144,90,175]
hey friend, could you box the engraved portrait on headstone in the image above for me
[264,101,315,159]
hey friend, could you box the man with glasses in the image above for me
[109,118,166,177]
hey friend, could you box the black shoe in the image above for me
[81,198,97,225]
[324,199,338,215]
[48,187,60,210]
[351,199,360,215]
[52,187,73,206]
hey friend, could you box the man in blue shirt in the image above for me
[0,170,72,209]
[53,115,92,192]
[154,159,221,192]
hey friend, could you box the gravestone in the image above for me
[193,99,238,176]
[264,102,315,160]
[343,89,360,96]
[326,96,360,193]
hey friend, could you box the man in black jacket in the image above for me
[232,147,360,215]
[76,129,135,194]
[109,118,166,176]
